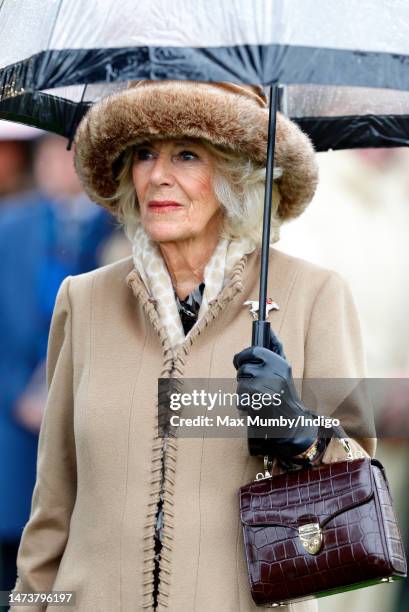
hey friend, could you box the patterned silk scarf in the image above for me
[175,282,205,334]
[131,224,256,348]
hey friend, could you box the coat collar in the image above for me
[125,246,262,362]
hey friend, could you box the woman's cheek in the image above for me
[132,165,148,201]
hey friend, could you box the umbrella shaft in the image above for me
[257,84,279,323]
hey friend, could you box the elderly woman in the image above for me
[11,80,375,612]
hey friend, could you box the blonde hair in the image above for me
[100,136,282,244]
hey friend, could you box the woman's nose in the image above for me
[149,154,175,186]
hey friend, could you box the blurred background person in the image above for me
[278,147,409,612]
[0,130,122,605]
[0,121,37,200]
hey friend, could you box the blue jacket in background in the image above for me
[0,191,116,539]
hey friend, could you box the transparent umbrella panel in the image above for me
[2,0,409,66]
[1,0,409,148]
[287,85,409,150]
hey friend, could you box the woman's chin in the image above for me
[143,221,191,243]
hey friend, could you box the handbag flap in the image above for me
[239,458,373,529]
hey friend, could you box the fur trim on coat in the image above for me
[73,80,319,221]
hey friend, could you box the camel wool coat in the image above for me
[11,245,376,612]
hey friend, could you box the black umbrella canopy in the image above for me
[1,0,409,150]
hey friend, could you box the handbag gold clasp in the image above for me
[298,522,322,555]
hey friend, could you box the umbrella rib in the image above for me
[46,0,64,50]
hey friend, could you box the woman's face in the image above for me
[131,138,222,243]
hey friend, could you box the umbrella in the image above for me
[1,0,409,148]
[1,0,409,344]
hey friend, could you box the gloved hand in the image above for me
[233,328,318,459]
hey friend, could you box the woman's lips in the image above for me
[148,200,183,212]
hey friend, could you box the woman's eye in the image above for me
[134,148,198,162]
[178,150,198,161]
[135,148,153,161]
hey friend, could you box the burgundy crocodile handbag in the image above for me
[239,451,407,607]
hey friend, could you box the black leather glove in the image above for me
[233,329,318,459]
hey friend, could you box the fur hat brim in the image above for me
[74,80,318,221]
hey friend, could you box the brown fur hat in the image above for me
[73,80,318,221]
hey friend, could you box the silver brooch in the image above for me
[243,299,280,320]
